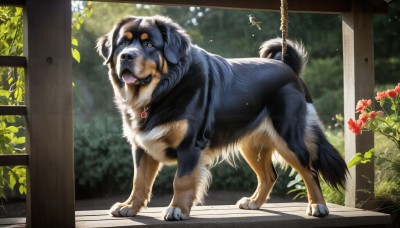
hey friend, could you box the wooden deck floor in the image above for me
[0,203,391,227]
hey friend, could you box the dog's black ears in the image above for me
[96,17,136,65]
[155,16,191,65]
[96,33,113,65]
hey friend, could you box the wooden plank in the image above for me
[342,0,375,207]
[0,217,25,226]
[73,203,390,228]
[93,0,388,14]
[0,56,27,68]
[0,154,28,166]
[0,0,25,7]
[24,0,75,227]
[95,0,350,13]
[0,105,27,116]
[0,203,392,227]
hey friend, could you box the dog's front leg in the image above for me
[162,146,203,221]
[110,147,160,217]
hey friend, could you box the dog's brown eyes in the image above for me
[146,42,153,48]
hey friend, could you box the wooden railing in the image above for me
[1,0,75,227]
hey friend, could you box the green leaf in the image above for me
[72,48,81,63]
[8,172,16,190]
[287,179,298,188]
[12,136,25,145]
[0,89,10,97]
[74,23,81,30]
[19,185,26,195]
[5,116,16,123]
[6,126,18,133]
[364,148,375,159]
[347,153,363,168]
[71,38,78,46]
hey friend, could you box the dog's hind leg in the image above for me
[274,140,329,217]
[237,136,277,210]
[110,147,160,217]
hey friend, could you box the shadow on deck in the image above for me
[0,203,391,227]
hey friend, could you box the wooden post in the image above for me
[24,0,75,226]
[342,0,375,207]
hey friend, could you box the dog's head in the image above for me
[97,16,190,106]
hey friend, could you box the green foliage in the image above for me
[348,148,375,168]
[302,57,344,123]
[209,159,257,191]
[0,6,27,201]
[286,169,307,200]
[0,7,23,56]
[74,114,133,194]
[0,3,93,201]
[72,2,94,63]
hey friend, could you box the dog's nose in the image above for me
[120,51,136,61]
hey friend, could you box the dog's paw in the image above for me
[109,202,137,217]
[162,206,190,221]
[306,204,329,217]
[236,197,261,210]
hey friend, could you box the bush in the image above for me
[74,114,133,197]
[302,57,343,123]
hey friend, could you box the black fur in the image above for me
[97,16,348,190]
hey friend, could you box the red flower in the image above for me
[356,99,372,112]
[359,112,368,123]
[387,89,397,98]
[369,111,376,120]
[375,91,387,101]
[377,110,384,116]
[395,83,400,93]
[348,118,362,135]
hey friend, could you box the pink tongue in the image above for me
[122,72,138,84]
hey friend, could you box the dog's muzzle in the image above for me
[119,69,152,86]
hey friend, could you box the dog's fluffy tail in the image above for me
[259,38,308,76]
[260,38,312,102]
[312,126,349,191]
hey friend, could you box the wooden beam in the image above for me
[24,0,75,227]
[0,56,27,68]
[0,154,29,166]
[0,0,25,6]
[0,105,27,116]
[92,0,388,14]
[342,0,375,208]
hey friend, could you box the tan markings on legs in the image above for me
[170,168,199,213]
[162,163,211,221]
[237,135,276,209]
[275,144,325,205]
[110,150,160,217]
[262,117,328,216]
[163,120,188,148]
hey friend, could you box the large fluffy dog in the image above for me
[97,15,348,221]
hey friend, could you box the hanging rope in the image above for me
[280,0,288,61]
